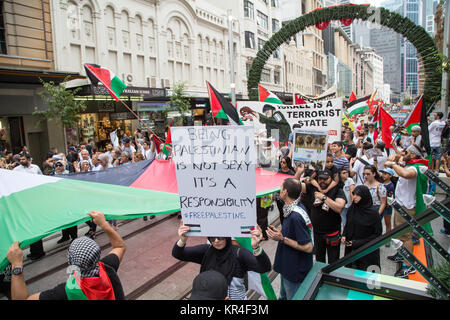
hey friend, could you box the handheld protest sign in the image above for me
[292,129,329,170]
[171,126,257,238]
[237,98,343,143]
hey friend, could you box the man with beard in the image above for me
[13,152,42,175]
[384,144,429,278]
[298,169,347,264]
[13,152,45,260]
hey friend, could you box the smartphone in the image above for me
[344,240,351,246]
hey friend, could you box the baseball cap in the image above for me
[52,154,63,161]
[68,146,76,152]
[317,169,332,179]
[122,137,131,143]
[411,125,421,132]
[189,270,228,300]
[380,168,394,176]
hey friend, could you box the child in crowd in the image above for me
[339,168,355,227]
[380,168,395,245]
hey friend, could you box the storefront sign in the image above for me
[91,85,166,97]
[110,112,135,121]
[98,100,116,112]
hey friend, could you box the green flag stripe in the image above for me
[0,178,180,272]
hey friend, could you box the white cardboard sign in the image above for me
[171,126,257,237]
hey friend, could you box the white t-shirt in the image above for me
[13,164,42,175]
[395,166,417,210]
[428,120,446,147]
[352,155,374,186]
[144,148,155,161]
[343,178,355,208]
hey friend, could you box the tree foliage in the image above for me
[34,76,86,128]
[168,81,191,126]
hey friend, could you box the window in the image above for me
[257,11,268,30]
[261,68,270,83]
[271,0,279,7]
[245,31,255,49]
[0,2,7,54]
[244,1,254,19]
[272,19,280,33]
[246,62,252,77]
[273,48,280,59]
[274,70,280,84]
[258,38,266,50]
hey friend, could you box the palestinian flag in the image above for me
[234,237,276,300]
[0,168,180,272]
[403,95,431,154]
[65,262,115,300]
[258,84,283,104]
[84,64,127,101]
[294,93,307,105]
[371,105,381,129]
[367,90,378,115]
[348,91,357,103]
[207,81,242,125]
[346,94,371,116]
[162,126,172,158]
[379,106,395,148]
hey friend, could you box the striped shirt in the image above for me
[333,155,349,170]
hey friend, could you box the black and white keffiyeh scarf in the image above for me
[282,198,300,218]
[67,236,101,278]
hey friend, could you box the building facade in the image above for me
[0,0,81,165]
[283,38,313,97]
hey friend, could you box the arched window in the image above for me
[121,10,130,48]
[147,19,155,55]
[167,29,173,58]
[183,33,190,62]
[67,1,80,40]
[82,5,95,43]
[105,6,116,47]
[197,35,203,64]
[135,15,143,51]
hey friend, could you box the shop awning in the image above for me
[0,67,85,85]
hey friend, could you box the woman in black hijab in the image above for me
[172,225,271,300]
[341,185,382,271]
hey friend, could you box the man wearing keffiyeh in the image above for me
[6,211,126,300]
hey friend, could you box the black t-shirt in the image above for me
[304,183,346,234]
[39,254,125,300]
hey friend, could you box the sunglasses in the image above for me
[55,164,63,167]
[208,236,226,241]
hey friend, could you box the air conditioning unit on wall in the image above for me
[126,74,133,85]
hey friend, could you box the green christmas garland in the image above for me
[247,4,442,111]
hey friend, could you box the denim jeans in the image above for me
[279,275,302,300]
[341,207,349,228]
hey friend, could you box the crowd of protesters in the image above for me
[1,109,449,301]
